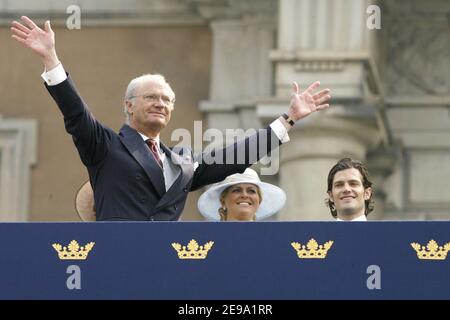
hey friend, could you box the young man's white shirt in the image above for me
[336,215,367,221]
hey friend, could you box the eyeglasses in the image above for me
[130,94,175,105]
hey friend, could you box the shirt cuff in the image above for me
[41,63,67,86]
[269,119,290,143]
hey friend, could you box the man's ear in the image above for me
[125,100,133,114]
[364,187,372,200]
[327,191,334,203]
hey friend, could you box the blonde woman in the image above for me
[198,168,286,221]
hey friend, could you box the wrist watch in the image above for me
[282,113,295,126]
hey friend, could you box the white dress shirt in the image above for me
[336,215,367,221]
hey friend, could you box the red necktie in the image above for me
[146,139,163,169]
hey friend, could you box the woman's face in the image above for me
[221,183,261,221]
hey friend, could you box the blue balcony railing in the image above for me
[0,221,448,299]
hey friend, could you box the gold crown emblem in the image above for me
[291,238,334,259]
[171,239,214,259]
[52,240,95,260]
[411,240,450,260]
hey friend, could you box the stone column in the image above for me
[366,146,397,220]
[0,117,38,221]
[272,0,380,99]
[194,0,277,133]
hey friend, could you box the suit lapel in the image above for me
[156,144,194,210]
[118,125,165,197]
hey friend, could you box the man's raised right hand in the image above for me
[11,16,60,70]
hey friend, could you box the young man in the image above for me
[326,158,374,221]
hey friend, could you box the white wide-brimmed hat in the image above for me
[75,180,96,222]
[197,168,286,221]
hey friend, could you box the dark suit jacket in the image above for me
[46,75,281,221]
